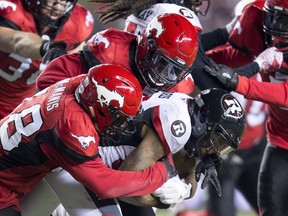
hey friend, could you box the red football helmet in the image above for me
[23,0,76,39]
[263,0,288,43]
[75,64,143,140]
[136,13,198,91]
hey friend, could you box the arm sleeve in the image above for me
[41,143,168,199]
[234,62,260,77]
[200,28,229,52]
[236,76,288,107]
[191,44,231,91]
[37,53,87,90]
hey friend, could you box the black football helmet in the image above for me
[184,88,246,158]
[23,0,76,39]
[263,0,288,74]
[263,0,288,45]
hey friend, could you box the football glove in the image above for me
[42,41,67,64]
[152,175,192,205]
[254,46,283,72]
[196,153,222,197]
[205,58,238,91]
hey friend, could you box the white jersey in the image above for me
[99,92,192,167]
[143,92,192,154]
[124,3,203,35]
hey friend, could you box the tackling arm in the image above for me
[118,125,197,208]
[118,125,169,208]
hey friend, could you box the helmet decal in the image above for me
[147,18,165,38]
[93,33,110,48]
[92,77,124,108]
[179,8,194,19]
[222,94,244,119]
[171,120,186,137]
[71,133,95,150]
[0,1,17,11]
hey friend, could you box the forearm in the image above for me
[200,28,229,52]
[235,62,260,77]
[0,27,43,59]
[118,126,167,207]
[119,195,170,209]
[173,149,197,198]
[236,76,288,107]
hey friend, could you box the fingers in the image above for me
[200,166,221,198]
[196,172,201,182]
[211,177,222,197]
[204,65,216,76]
[207,58,219,69]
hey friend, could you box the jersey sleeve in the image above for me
[206,44,252,68]
[237,75,288,107]
[228,3,265,57]
[36,53,86,90]
[56,4,94,49]
[54,99,100,160]
[144,93,192,155]
[40,139,168,199]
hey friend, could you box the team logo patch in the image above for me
[71,133,95,149]
[222,94,244,118]
[93,33,110,48]
[0,1,16,11]
[147,18,164,38]
[179,8,194,19]
[92,78,124,108]
[171,120,186,137]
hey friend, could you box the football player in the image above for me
[0,0,94,119]
[0,64,176,216]
[204,0,288,215]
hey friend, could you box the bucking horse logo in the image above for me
[71,133,95,149]
[92,78,124,108]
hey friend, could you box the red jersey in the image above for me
[37,28,194,95]
[206,0,266,66]
[0,76,167,211]
[207,0,288,149]
[0,0,94,118]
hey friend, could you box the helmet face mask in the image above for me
[263,0,288,46]
[103,106,143,140]
[184,88,246,158]
[194,124,237,158]
[75,64,143,142]
[140,39,193,91]
[23,0,76,38]
[136,13,198,92]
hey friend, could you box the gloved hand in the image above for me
[159,156,178,179]
[152,175,192,205]
[39,35,51,57]
[254,47,283,71]
[205,58,238,91]
[196,153,222,197]
[226,16,240,34]
[42,41,67,64]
